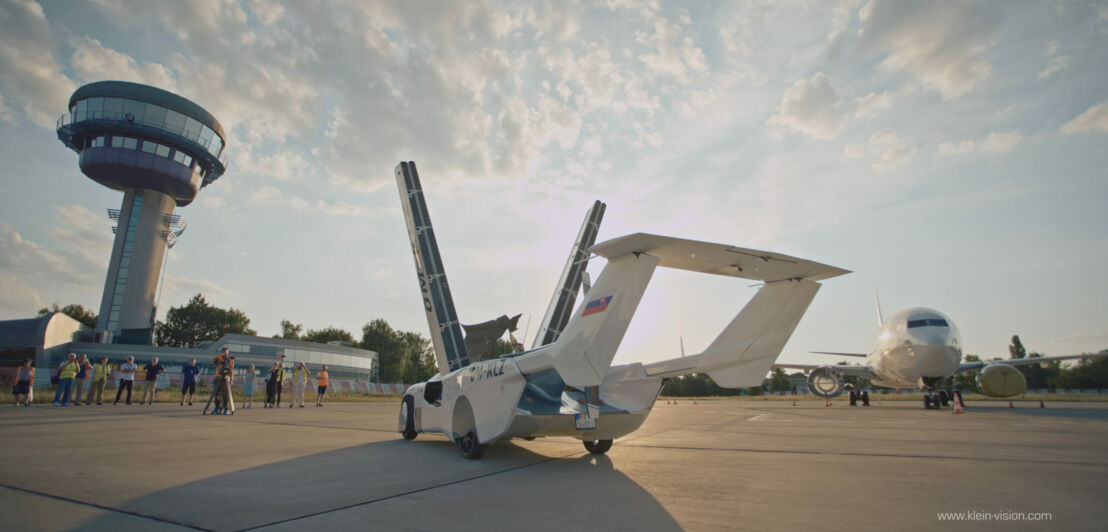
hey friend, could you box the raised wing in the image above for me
[957,352,1108,373]
[774,363,877,379]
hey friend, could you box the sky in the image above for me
[0,0,1105,371]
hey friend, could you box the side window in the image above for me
[423,381,443,406]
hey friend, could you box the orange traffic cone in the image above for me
[666,399,670,405]
[825,399,831,407]
[953,395,964,414]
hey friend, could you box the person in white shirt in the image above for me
[113,356,138,405]
[288,362,311,408]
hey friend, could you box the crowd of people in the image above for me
[10,347,332,412]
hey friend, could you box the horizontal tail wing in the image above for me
[591,233,850,282]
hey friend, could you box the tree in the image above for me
[768,367,792,392]
[1009,335,1027,359]
[953,354,980,392]
[278,320,302,340]
[302,326,356,345]
[360,319,436,384]
[38,303,97,329]
[155,294,256,347]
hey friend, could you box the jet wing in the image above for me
[773,363,877,379]
[956,352,1108,373]
[810,351,867,358]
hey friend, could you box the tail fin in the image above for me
[395,162,469,374]
[533,200,606,348]
[873,283,884,328]
[548,251,660,387]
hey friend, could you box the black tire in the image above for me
[861,391,870,406]
[583,439,613,454]
[457,431,487,459]
[849,390,858,406]
[938,390,950,406]
[400,396,417,440]
[932,394,943,408]
[923,395,933,409]
[521,436,536,441]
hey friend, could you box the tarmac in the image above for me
[1,398,1106,531]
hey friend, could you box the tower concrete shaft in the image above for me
[97,189,176,343]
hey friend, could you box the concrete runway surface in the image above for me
[1,398,1105,531]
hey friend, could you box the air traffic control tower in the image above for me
[57,81,227,344]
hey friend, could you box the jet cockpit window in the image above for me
[907,318,949,328]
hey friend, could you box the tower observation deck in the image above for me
[57,81,228,344]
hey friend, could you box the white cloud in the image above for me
[160,273,229,300]
[853,91,892,118]
[0,273,44,318]
[936,130,1022,156]
[982,131,1022,153]
[250,185,366,216]
[317,200,366,217]
[857,0,998,100]
[843,128,917,171]
[0,224,91,283]
[767,73,848,140]
[0,92,14,123]
[1060,101,1108,135]
[235,148,310,181]
[936,140,975,156]
[1038,40,1068,80]
[0,0,76,128]
[69,36,177,89]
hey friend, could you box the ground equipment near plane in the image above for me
[394,161,849,458]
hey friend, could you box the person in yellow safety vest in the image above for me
[53,353,79,406]
[71,353,92,406]
[85,357,112,406]
[314,364,330,407]
[289,362,311,408]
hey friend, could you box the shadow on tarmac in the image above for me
[71,437,683,532]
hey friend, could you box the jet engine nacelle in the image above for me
[807,366,846,398]
[976,364,1027,398]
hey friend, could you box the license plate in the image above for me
[575,413,596,430]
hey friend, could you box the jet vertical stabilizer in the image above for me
[395,161,469,374]
[533,200,606,348]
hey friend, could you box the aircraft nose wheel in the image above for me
[583,439,613,454]
[457,431,488,459]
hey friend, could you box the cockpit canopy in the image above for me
[907,318,949,329]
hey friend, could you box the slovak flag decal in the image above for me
[582,296,613,317]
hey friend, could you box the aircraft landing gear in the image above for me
[849,390,858,406]
[860,391,870,406]
[457,431,488,459]
[923,394,933,409]
[938,390,950,407]
[583,439,613,454]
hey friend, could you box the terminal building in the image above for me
[0,313,384,393]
